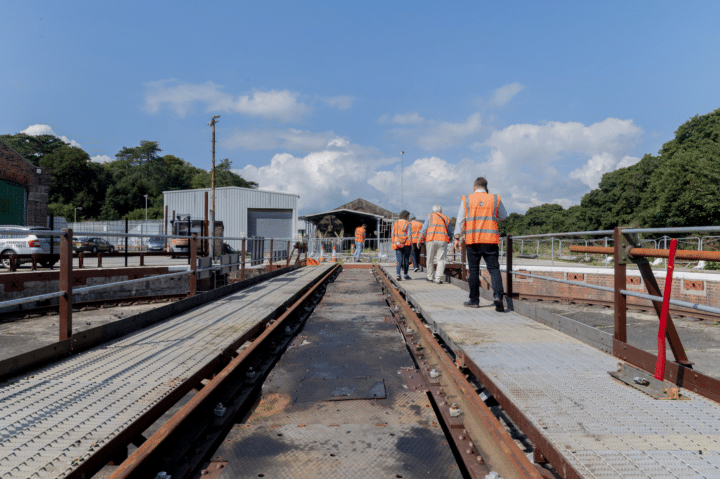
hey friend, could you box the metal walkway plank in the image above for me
[383,267,720,479]
[0,264,334,478]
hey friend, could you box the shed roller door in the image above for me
[248,209,292,240]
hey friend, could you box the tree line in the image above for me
[499,107,720,236]
[0,135,257,221]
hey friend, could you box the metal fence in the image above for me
[73,220,164,248]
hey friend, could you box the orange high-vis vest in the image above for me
[411,220,423,244]
[426,212,450,243]
[392,219,411,250]
[354,226,366,243]
[462,192,500,245]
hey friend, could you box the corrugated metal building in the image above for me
[163,187,299,249]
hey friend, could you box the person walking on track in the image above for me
[392,210,412,281]
[454,177,507,312]
[353,223,366,262]
[410,217,423,272]
[420,204,453,284]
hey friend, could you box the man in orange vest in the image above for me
[453,177,508,312]
[392,210,412,281]
[353,223,366,262]
[409,217,423,272]
[419,204,453,283]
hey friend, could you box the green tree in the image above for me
[0,133,66,165]
[191,159,258,189]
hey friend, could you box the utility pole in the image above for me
[209,115,221,258]
[400,151,405,211]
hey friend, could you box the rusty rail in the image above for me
[107,263,340,479]
[374,265,543,479]
[569,245,720,261]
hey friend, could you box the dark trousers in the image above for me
[467,243,504,303]
[410,243,421,268]
[395,246,411,276]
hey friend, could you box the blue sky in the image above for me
[2,1,719,217]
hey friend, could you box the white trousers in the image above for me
[425,240,448,281]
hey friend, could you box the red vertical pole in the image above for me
[59,229,73,341]
[241,238,246,281]
[655,239,678,380]
[164,205,168,251]
[189,234,197,296]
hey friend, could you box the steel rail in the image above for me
[108,263,341,479]
[570,245,720,261]
[623,226,720,235]
[374,265,543,479]
[510,230,614,240]
[512,292,720,322]
[502,267,720,318]
[0,290,66,308]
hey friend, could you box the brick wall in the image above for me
[0,140,51,226]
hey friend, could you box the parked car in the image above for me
[0,226,55,268]
[146,236,165,252]
[73,237,115,254]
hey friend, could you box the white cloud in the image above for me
[417,113,483,150]
[91,154,113,164]
[225,128,338,151]
[237,138,389,211]
[21,124,81,147]
[489,82,525,106]
[143,80,311,121]
[233,117,644,216]
[321,95,356,110]
[569,153,641,188]
[378,112,426,124]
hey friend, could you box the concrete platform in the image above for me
[0,264,334,478]
[383,267,720,479]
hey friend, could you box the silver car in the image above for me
[0,226,56,268]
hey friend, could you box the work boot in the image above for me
[494,296,505,313]
[396,275,402,281]
[463,301,480,308]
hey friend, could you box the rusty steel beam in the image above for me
[613,227,627,344]
[460,354,585,479]
[108,263,340,479]
[375,266,543,479]
[614,339,720,404]
[59,229,73,341]
[570,245,720,262]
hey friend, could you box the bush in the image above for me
[705,262,720,270]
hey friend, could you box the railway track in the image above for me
[95,265,550,478]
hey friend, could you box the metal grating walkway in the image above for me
[0,264,334,479]
[383,267,720,479]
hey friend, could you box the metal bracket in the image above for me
[609,362,688,400]
[616,229,638,265]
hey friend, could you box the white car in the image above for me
[0,226,56,269]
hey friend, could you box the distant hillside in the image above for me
[500,107,720,236]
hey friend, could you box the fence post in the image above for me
[269,239,274,271]
[124,218,129,267]
[49,214,55,270]
[189,234,197,296]
[506,236,513,299]
[286,240,291,267]
[613,227,627,347]
[241,238,246,281]
[59,228,73,341]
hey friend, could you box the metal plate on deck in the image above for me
[216,423,462,479]
[609,362,689,400]
[295,377,386,402]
